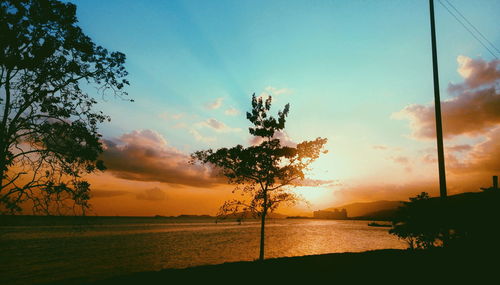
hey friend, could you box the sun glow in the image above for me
[294,186,338,210]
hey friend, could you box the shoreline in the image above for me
[0,215,386,227]
[85,248,493,284]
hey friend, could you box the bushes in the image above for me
[390,192,445,249]
[390,191,499,250]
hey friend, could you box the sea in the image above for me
[0,217,406,284]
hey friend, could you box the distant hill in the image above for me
[326,200,402,218]
[220,211,287,219]
[175,214,214,219]
[353,208,399,221]
[267,212,288,219]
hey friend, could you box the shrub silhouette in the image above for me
[390,190,500,250]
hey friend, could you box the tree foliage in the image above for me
[390,192,442,249]
[391,190,500,251]
[191,94,327,260]
[0,0,129,214]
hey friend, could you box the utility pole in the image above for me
[429,0,448,198]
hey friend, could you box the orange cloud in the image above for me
[394,57,500,139]
[449,56,500,92]
[391,156,409,164]
[101,129,222,187]
[448,127,500,175]
[334,57,500,206]
[91,189,130,198]
[389,155,412,172]
[447,144,473,152]
[331,181,438,205]
[292,178,340,187]
[136,187,167,201]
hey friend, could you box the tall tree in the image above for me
[0,0,129,214]
[191,94,327,260]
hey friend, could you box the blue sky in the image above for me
[69,0,500,215]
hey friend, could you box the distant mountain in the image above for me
[353,208,399,221]
[220,211,287,219]
[176,214,214,219]
[326,200,403,218]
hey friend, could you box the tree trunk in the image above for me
[0,71,11,194]
[259,208,266,261]
[0,145,6,192]
[259,189,268,261]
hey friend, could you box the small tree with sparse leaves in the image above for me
[191,94,327,260]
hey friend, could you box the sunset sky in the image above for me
[67,0,499,216]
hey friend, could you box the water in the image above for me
[0,218,406,284]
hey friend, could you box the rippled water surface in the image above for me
[0,218,405,284]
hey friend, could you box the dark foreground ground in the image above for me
[82,248,495,284]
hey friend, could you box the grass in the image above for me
[85,247,495,284]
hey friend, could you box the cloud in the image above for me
[136,187,166,201]
[421,144,475,169]
[421,153,437,164]
[159,112,184,121]
[372,145,388,150]
[198,118,241,133]
[249,130,297,147]
[264,86,291,96]
[257,86,292,100]
[333,172,499,206]
[120,129,168,146]
[418,125,499,193]
[372,145,402,151]
[447,127,500,175]
[449,56,500,92]
[447,144,472,153]
[172,122,188,129]
[331,181,438,205]
[91,190,130,198]
[203,118,225,130]
[391,156,409,164]
[224,107,240,116]
[394,56,500,139]
[101,129,222,187]
[389,156,412,172]
[205,97,224,110]
[293,178,341,187]
[189,129,216,143]
[332,57,499,205]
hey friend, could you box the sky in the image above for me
[67,0,499,216]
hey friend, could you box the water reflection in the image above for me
[0,219,405,284]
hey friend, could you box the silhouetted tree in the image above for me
[390,192,444,249]
[0,0,129,214]
[191,94,327,260]
[391,190,500,251]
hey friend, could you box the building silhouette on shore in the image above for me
[480,176,498,192]
[313,209,348,220]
